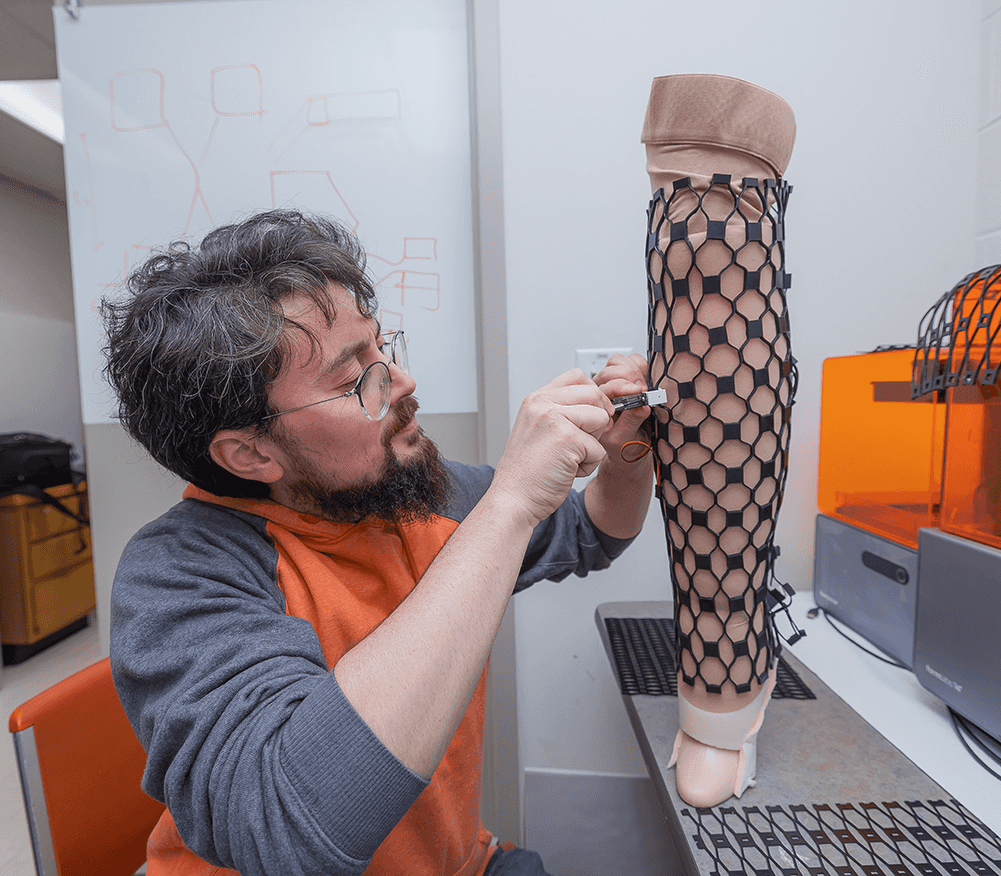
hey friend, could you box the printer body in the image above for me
[814,339,1001,743]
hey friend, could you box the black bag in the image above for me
[0,432,89,526]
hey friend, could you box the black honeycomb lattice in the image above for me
[683,798,1001,876]
[913,265,1001,398]
[646,173,799,697]
[604,616,814,700]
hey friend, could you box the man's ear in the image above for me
[209,429,285,484]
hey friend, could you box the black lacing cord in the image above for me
[949,707,1001,783]
[808,606,1001,781]
[806,606,909,669]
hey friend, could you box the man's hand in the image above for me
[594,353,653,456]
[335,365,645,781]
[491,369,613,529]
[584,352,656,540]
[336,368,614,780]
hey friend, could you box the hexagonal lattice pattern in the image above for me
[646,174,796,696]
[912,264,1001,398]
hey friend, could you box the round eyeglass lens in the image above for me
[360,361,392,420]
[392,332,409,374]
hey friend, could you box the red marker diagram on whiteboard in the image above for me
[269,89,400,161]
[109,68,213,233]
[74,132,104,253]
[270,170,440,332]
[200,64,265,164]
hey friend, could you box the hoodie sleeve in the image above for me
[110,499,426,876]
[442,460,637,592]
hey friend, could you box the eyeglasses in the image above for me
[263,331,408,421]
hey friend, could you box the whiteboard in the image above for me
[54,0,477,423]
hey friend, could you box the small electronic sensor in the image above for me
[611,388,668,414]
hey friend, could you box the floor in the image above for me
[0,620,103,876]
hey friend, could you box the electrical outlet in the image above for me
[575,347,632,379]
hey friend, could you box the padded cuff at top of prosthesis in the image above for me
[677,667,777,751]
[641,74,796,179]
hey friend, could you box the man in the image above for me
[104,210,653,876]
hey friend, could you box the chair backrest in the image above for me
[8,657,166,876]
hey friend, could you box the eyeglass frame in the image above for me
[261,330,407,422]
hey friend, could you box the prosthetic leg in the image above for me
[642,74,797,807]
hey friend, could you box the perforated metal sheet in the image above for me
[605,616,814,699]
[682,798,1001,876]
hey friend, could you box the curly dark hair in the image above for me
[101,210,378,498]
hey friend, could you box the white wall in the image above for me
[0,175,84,465]
[980,0,1001,265]
[498,0,981,781]
[18,0,989,854]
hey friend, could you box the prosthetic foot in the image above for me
[641,74,796,807]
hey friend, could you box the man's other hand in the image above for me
[491,369,612,529]
[592,352,651,456]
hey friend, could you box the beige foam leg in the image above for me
[668,664,777,805]
[643,74,796,807]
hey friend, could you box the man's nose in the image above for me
[389,359,417,399]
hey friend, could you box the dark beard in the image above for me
[284,397,452,524]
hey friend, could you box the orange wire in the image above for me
[620,440,652,463]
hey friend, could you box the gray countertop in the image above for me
[595,600,1001,876]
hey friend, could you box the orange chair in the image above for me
[8,657,166,876]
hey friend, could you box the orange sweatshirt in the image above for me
[109,461,626,875]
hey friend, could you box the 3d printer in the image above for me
[814,264,1001,749]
